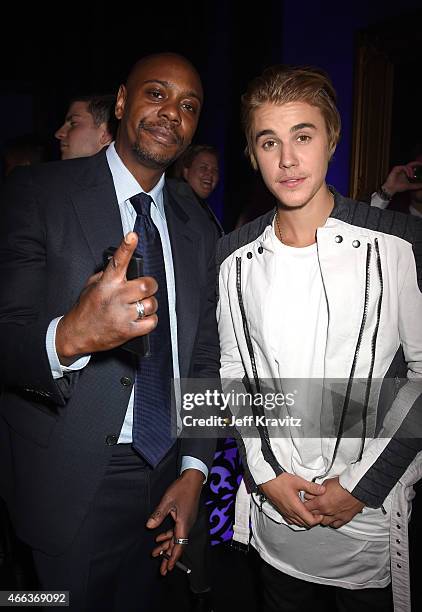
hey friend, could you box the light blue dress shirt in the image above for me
[46,143,207,479]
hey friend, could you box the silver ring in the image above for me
[135,300,145,320]
[174,537,189,545]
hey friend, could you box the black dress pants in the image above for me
[260,555,393,612]
[33,444,177,612]
[182,497,211,594]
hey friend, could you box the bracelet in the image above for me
[377,186,393,201]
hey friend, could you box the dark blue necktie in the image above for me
[130,192,173,467]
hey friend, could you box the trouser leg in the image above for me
[335,582,393,612]
[33,445,177,612]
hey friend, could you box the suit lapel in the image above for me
[69,156,202,377]
[164,185,201,378]
[70,152,124,268]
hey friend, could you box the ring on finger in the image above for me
[173,537,189,545]
[135,299,146,320]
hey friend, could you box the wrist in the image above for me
[378,184,394,200]
[56,316,84,363]
[180,468,205,487]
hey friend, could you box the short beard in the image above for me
[132,142,177,169]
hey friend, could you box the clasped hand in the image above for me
[304,476,364,528]
[260,473,363,529]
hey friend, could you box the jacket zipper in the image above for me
[235,256,283,476]
[355,237,383,461]
[236,257,260,391]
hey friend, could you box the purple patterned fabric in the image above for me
[205,438,243,545]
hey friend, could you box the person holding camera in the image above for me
[371,152,422,217]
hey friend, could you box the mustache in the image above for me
[138,120,182,145]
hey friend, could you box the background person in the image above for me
[370,148,422,217]
[55,93,117,159]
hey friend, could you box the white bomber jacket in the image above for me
[216,189,422,611]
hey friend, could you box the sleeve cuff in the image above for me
[46,316,91,379]
[181,456,208,483]
[370,192,390,209]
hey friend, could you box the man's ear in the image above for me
[114,85,126,120]
[182,167,189,181]
[99,125,113,146]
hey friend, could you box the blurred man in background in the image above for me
[55,94,116,160]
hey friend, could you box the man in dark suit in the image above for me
[0,53,220,611]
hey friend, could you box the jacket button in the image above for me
[335,235,343,243]
[105,434,118,446]
[247,252,252,259]
[352,240,360,248]
[120,376,133,387]
[258,246,264,254]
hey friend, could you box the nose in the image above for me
[55,124,67,141]
[158,98,181,124]
[278,143,298,169]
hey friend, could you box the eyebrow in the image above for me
[255,123,317,143]
[291,122,316,132]
[142,79,202,103]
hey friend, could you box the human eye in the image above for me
[182,101,198,114]
[296,133,311,143]
[262,139,277,150]
[147,89,164,100]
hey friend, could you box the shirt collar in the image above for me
[106,142,165,217]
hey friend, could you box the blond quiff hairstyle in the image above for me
[242,65,341,169]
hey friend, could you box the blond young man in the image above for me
[217,66,422,612]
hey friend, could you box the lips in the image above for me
[141,122,181,146]
[278,177,306,188]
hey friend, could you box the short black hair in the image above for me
[69,94,117,138]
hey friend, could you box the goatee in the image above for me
[132,142,177,169]
[132,120,184,169]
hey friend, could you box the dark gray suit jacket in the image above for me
[0,150,220,554]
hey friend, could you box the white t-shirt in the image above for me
[250,223,391,589]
